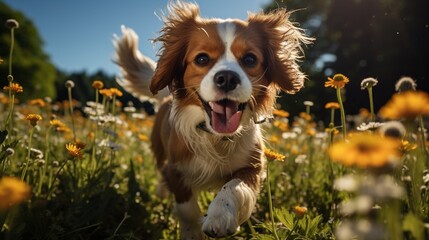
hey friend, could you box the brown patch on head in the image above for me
[247,9,313,94]
[150,1,201,95]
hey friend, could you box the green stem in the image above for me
[336,88,347,140]
[47,159,69,199]
[38,125,53,195]
[67,87,76,142]
[286,219,299,240]
[266,161,280,240]
[8,28,15,76]
[21,127,35,181]
[368,87,375,122]
[417,115,428,157]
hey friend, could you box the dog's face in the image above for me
[150,2,311,136]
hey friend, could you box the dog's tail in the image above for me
[113,25,169,103]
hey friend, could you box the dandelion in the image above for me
[273,109,290,118]
[65,80,75,88]
[325,74,349,139]
[361,77,378,121]
[293,206,308,219]
[379,91,429,120]
[273,120,289,132]
[395,76,416,92]
[325,102,340,110]
[325,73,349,89]
[92,80,104,89]
[3,82,23,93]
[28,98,46,107]
[110,88,123,97]
[328,133,401,168]
[0,177,30,211]
[5,19,19,29]
[65,143,83,159]
[264,148,285,162]
[378,121,406,139]
[25,113,42,127]
[299,112,312,122]
[138,133,149,142]
[99,88,113,98]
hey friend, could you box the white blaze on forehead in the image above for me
[199,20,252,103]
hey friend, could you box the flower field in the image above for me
[1,19,429,240]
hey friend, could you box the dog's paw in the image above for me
[201,198,239,237]
[180,225,205,240]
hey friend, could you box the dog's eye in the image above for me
[242,53,257,68]
[194,53,210,66]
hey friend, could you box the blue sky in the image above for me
[4,0,271,75]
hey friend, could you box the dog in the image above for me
[114,1,311,238]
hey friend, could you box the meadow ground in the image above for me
[1,19,429,240]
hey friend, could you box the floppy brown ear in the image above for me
[248,9,313,94]
[150,1,201,95]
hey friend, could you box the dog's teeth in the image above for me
[209,102,214,109]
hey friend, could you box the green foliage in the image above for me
[0,2,57,100]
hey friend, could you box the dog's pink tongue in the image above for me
[210,100,242,134]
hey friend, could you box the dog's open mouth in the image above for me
[201,99,246,134]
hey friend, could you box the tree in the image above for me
[0,2,57,101]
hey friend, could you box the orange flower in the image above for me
[0,177,31,211]
[110,88,123,97]
[28,98,46,107]
[3,82,23,93]
[26,114,42,127]
[325,74,350,89]
[65,143,83,159]
[92,80,104,89]
[379,91,429,119]
[325,102,340,109]
[293,206,308,219]
[329,133,401,168]
[273,109,290,118]
[264,148,285,162]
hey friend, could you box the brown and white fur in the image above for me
[114,1,311,239]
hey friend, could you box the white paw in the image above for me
[201,197,239,237]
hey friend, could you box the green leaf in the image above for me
[275,207,294,229]
[305,215,322,237]
[403,213,424,240]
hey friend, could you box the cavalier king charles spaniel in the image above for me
[114,1,311,238]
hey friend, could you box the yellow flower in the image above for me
[92,80,104,89]
[0,57,4,64]
[28,98,46,107]
[379,91,429,120]
[65,143,83,159]
[273,109,290,118]
[401,140,418,152]
[263,148,285,162]
[293,206,308,219]
[299,112,312,121]
[0,177,31,211]
[3,82,23,93]
[273,120,289,132]
[110,88,123,97]
[325,73,350,89]
[138,133,149,142]
[26,114,42,127]
[325,102,340,109]
[328,133,401,168]
[99,88,113,97]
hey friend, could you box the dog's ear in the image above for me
[150,1,200,95]
[248,9,313,94]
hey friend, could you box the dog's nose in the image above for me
[214,71,240,92]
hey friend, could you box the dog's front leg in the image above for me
[176,193,205,240]
[202,166,261,238]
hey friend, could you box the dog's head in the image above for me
[151,1,312,136]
